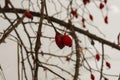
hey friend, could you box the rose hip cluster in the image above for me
[55,32,72,49]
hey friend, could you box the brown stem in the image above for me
[34,0,45,80]
[1,8,119,50]
[70,27,81,80]
[99,43,104,80]
[4,0,9,8]
[17,41,20,80]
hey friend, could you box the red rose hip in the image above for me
[63,33,72,47]
[55,32,64,49]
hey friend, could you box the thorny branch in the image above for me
[0,8,120,51]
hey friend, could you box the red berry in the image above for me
[91,73,95,80]
[104,0,107,4]
[83,24,86,28]
[96,53,100,61]
[89,14,93,21]
[55,32,64,49]
[104,16,108,24]
[25,11,33,19]
[99,3,104,9]
[106,61,111,68]
[63,33,72,47]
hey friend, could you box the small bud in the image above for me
[104,0,107,4]
[66,56,71,62]
[99,3,104,9]
[91,40,95,45]
[106,61,111,68]
[104,16,108,24]
[43,68,48,71]
[70,8,78,18]
[91,73,95,80]
[95,53,100,61]
[82,18,85,24]
[39,51,44,56]
[83,24,86,28]
[68,19,72,25]
[89,14,93,21]
[83,0,90,5]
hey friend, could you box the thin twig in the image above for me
[100,43,104,80]
[0,14,25,44]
